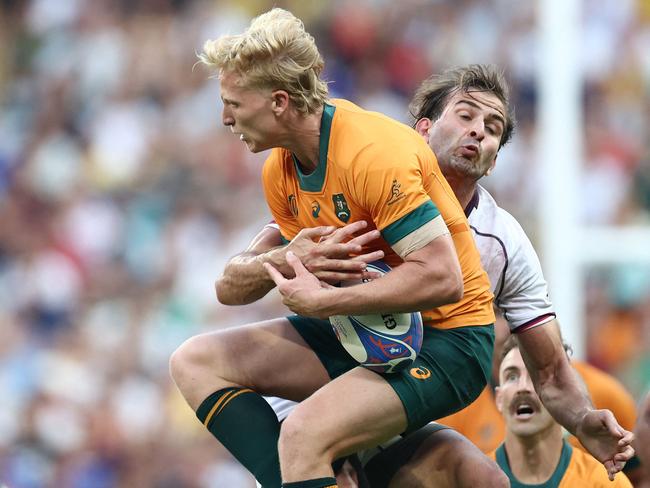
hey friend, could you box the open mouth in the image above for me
[511,397,538,420]
[515,403,534,419]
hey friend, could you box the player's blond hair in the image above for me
[199,8,328,115]
[409,64,516,149]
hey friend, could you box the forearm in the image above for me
[317,237,462,317]
[517,320,593,435]
[268,233,463,318]
[325,265,457,316]
[533,357,593,435]
[216,246,286,305]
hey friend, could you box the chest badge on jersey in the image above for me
[288,194,298,217]
[311,201,321,218]
[332,194,351,223]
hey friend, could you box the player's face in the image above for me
[219,70,278,153]
[426,90,505,181]
[496,347,556,438]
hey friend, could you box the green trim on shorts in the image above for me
[287,316,494,433]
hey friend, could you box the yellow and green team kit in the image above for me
[262,98,496,432]
[262,98,495,329]
[196,98,499,488]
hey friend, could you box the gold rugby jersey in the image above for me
[262,99,494,329]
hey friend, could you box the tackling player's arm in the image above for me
[491,212,614,445]
[516,319,592,431]
[516,320,635,479]
[216,221,385,305]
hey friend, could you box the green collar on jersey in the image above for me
[292,103,335,192]
[495,439,572,488]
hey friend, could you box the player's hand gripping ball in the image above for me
[329,261,423,373]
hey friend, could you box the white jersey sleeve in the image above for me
[468,185,555,332]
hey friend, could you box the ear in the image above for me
[484,155,498,176]
[495,386,504,413]
[414,118,433,143]
[271,90,290,116]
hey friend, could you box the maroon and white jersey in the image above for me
[467,185,555,333]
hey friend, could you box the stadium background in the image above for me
[0,0,649,486]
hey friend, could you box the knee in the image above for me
[279,406,331,460]
[487,468,510,488]
[479,465,509,488]
[279,407,313,449]
[456,455,509,488]
[169,335,211,386]
[405,429,508,488]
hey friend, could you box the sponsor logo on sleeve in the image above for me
[387,179,406,206]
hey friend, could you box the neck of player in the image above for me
[504,424,564,484]
[444,174,477,210]
[286,108,323,174]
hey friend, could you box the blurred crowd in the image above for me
[0,0,648,486]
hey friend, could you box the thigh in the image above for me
[193,317,331,400]
[287,366,409,457]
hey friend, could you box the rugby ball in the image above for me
[329,261,424,373]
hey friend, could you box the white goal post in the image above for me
[538,0,650,359]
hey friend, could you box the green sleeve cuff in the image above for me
[381,200,441,246]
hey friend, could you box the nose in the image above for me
[516,372,534,392]
[222,106,234,127]
[469,119,485,141]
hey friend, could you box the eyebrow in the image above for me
[221,96,239,105]
[501,366,520,379]
[455,100,506,129]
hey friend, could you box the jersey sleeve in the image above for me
[349,144,443,252]
[261,150,301,243]
[493,208,555,332]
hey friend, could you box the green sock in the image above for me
[282,478,338,488]
[196,387,281,488]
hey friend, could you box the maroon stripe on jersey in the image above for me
[470,225,509,302]
[512,313,557,334]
